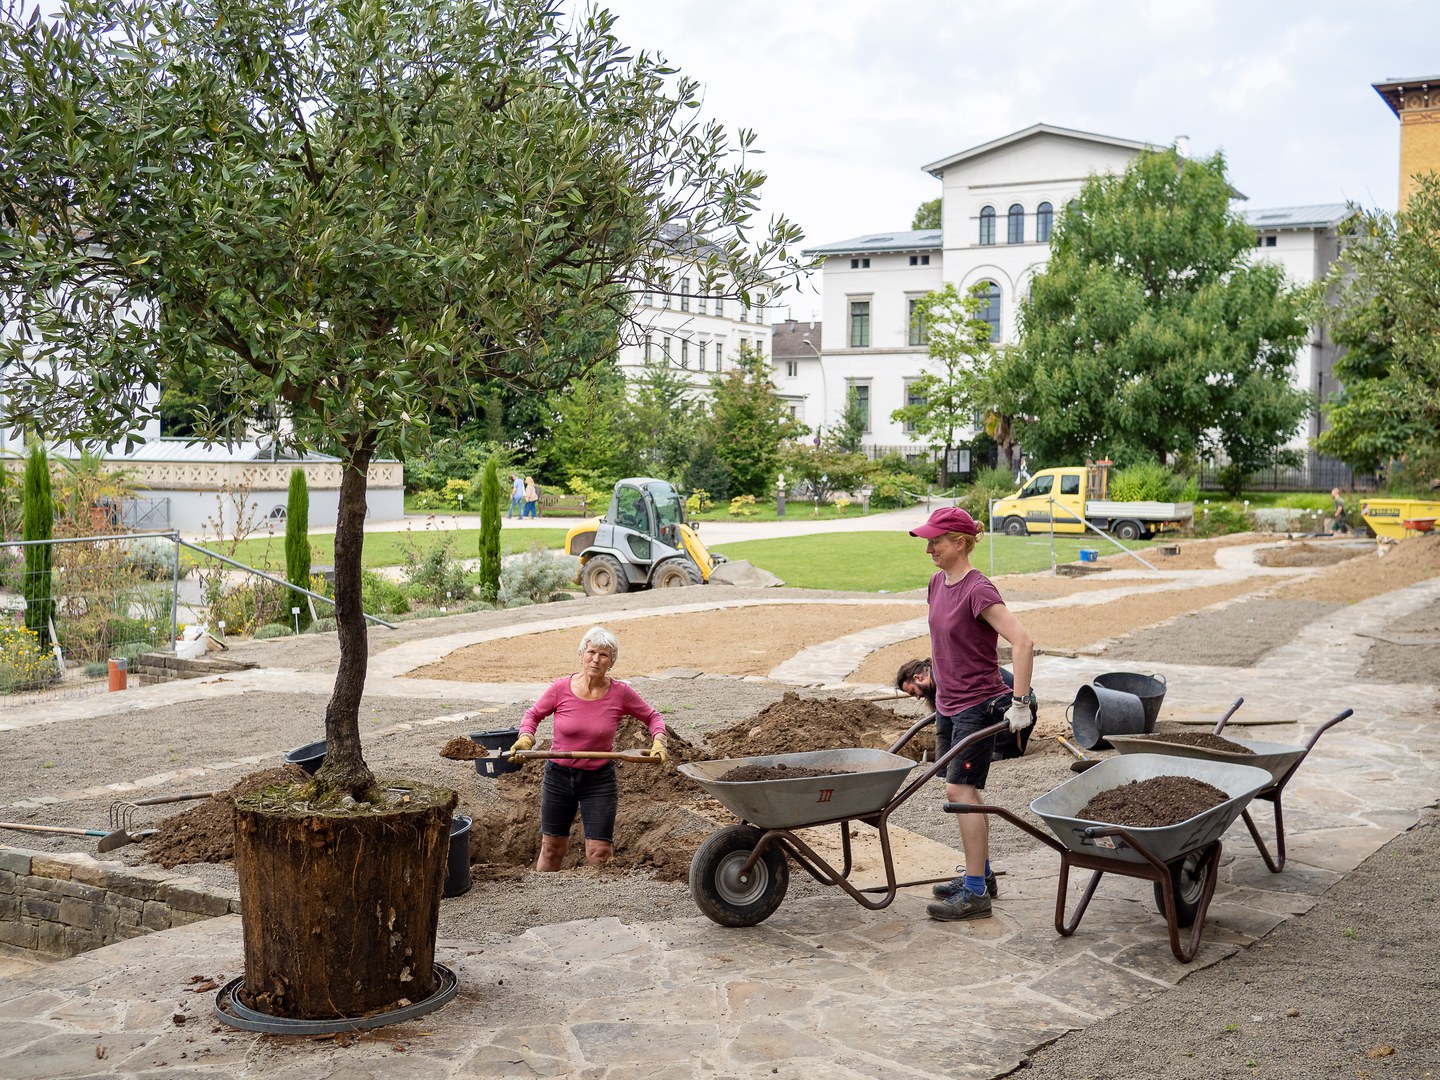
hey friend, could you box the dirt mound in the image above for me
[142,765,308,869]
[1148,732,1255,754]
[1274,532,1440,602]
[1255,541,1367,568]
[704,692,930,760]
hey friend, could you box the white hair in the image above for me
[578,625,620,663]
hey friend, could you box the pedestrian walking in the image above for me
[508,474,525,519]
[523,476,539,519]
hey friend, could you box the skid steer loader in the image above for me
[563,478,725,596]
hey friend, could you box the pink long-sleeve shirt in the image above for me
[520,676,666,770]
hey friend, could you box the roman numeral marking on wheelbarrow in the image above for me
[816,789,834,803]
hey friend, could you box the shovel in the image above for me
[1056,735,1100,773]
[0,821,157,852]
[494,749,660,764]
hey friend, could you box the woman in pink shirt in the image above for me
[508,626,668,871]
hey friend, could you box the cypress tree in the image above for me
[21,444,55,646]
[478,459,502,602]
[285,468,312,628]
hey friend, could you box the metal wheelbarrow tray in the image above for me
[679,720,1009,929]
[1104,706,1352,872]
[950,753,1272,962]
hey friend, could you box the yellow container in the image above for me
[1358,497,1440,540]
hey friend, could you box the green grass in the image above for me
[688,500,898,524]
[188,527,571,572]
[713,533,1158,592]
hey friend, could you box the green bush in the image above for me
[361,571,410,615]
[400,534,468,605]
[501,545,579,604]
[254,623,293,639]
[0,625,55,693]
[409,488,449,510]
[122,537,177,580]
[1191,503,1251,537]
[114,641,153,662]
[954,467,1021,528]
[311,616,338,633]
[504,596,535,609]
[210,578,290,635]
[1109,462,1183,502]
[83,660,108,678]
[865,471,915,509]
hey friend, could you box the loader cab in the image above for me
[608,478,688,559]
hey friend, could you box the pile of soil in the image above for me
[1148,732,1255,754]
[717,762,858,782]
[1254,541,1367,568]
[141,765,308,868]
[1078,775,1228,828]
[704,691,928,760]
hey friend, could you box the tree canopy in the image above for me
[1318,176,1440,487]
[988,149,1312,481]
[911,198,941,230]
[709,343,804,496]
[0,0,804,794]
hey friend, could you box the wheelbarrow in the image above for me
[1105,698,1353,872]
[677,716,1009,927]
[949,752,1272,961]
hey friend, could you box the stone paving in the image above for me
[0,543,1437,1077]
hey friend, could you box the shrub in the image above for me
[1109,462,1183,502]
[310,616,338,633]
[285,470,312,629]
[83,660,108,678]
[409,488,448,510]
[361,571,410,615]
[954,467,1020,529]
[114,641,153,663]
[565,475,611,512]
[478,459,502,602]
[864,471,914,510]
[254,623,293,639]
[728,494,758,517]
[0,625,55,693]
[685,489,712,515]
[504,596,535,608]
[443,477,473,509]
[210,578,291,636]
[121,537,177,580]
[502,545,579,604]
[400,535,468,605]
[1190,503,1251,537]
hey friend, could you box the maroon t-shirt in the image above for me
[927,568,1010,715]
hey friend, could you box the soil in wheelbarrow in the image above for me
[1078,775,1229,829]
[1144,732,1255,754]
[718,762,863,782]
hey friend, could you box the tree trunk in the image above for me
[234,784,456,1019]
[318,438,376,797]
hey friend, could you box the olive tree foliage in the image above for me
[890,281,995,473]
[1318,177,1440,486]
[988,149,1312,481]
[0,0,805,796]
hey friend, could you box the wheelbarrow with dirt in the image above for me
[949,753,1272,961]
[1104,700,1353,871]
[677,717,1008,928]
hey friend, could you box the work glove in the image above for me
[648,734,669,764]
[1005,697,1034,734]
[507,733,535,762]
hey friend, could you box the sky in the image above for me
[573,0,1439,319]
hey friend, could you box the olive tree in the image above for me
[0,0,804,796]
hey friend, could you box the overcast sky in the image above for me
[579,0,1438,319]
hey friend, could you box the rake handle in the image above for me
[0,822,107,837]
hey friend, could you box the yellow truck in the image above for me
[1358,497,1440,541]
[991,463,1194,542]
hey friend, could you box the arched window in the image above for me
[978,206,996,246]
[1036,202,1054,243]
[1007,204,1025,244]
[977,280,1001,342]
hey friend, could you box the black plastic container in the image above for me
[469,728,523,778]
[1093,672,1167,733]
[283,739,327,775]
[444,814,472,898]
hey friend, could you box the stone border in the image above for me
[0,846,239,959]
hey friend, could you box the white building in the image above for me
[789,123,1350,459]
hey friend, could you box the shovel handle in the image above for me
[502,750,660,763]
[123,790,224,807]
[1055,735,1089,761]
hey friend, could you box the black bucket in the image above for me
[470,728,523,778]
[1068,684,1146,750]
[1093,672,1167,733]
[283,739,327,775]
[444,814,472,898]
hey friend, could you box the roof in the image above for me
[921,123,1158,179]
[770,319,823,359]
[1244,204,1355,231]
[800,229,941,258]
[1372,76,1440,117]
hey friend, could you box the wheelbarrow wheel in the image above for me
[689,824,789,927]
[1153,851,1208,928]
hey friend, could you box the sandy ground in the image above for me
[2,531,1439,1078]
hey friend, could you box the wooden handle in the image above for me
[503,750,660,763]
[0,822,105,837]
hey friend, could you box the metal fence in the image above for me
[1197,456,1377,493]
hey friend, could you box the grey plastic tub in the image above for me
[1030,753,1272,866]
[1106,734,1306,788]
[1069,683,1147,750]
[678,748,917,830]
[1093,672,1167,733]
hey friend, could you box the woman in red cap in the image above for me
[909,505,1034,921]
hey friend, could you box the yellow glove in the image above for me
[648,734,669,764]
[507,732,535,762]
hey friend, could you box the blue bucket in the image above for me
[1079,548,1099,563]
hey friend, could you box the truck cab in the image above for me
[993,467,1092,536]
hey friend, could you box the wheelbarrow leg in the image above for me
[1054,856,1106,938]
[1240,791,1286,872]
[1155,842,1221,963]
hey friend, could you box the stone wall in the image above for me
[0,847,238,960]
[130,653,255,686]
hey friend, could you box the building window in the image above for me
[754,298,765,325]
[849,257,871,269]
[698,294,708,314]
[740,304,748,322]
[662,335,671,360]
[786,359,798,377]
[979,206,996,246]
[908,297,928,346]
[850,383,871,433]
[715,297,724,316]
[641,288,652,307]
[908,254,930,266]
[1036,202,1053,243]
[662,290,671,309]
[680,339,689,368]
[698,341,708,371]
[903,380,926,433]
[977,280,1001,342]
[643,335,652,362]
[848,300,871,348]
[1265,235,1277,247]
[679,276,690,312]
[1007,204,1025,244]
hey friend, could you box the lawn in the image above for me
[712,532,1158,592]
[190,526,571,572]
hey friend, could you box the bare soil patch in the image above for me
[1253,540,1370,568]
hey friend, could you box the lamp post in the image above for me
[799,335,826,438]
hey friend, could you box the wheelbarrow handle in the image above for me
[1212,696,1245,735]
[1305,707,1354,751]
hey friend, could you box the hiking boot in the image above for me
[931,870,999,901]
[926,886,993,922]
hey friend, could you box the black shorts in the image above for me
[936,694,1010,790]
[539,761,619,843]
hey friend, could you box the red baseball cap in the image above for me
[909,507,979,538]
